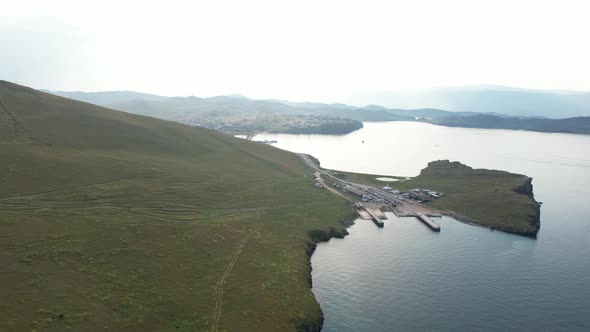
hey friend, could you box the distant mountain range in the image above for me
[44,90,486,122]
[345,85,590,118]
[45,87,590,135]
[424,114,590,134]
[45,90,372,134]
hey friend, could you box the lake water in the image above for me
[255,122,590,331]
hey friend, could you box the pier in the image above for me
[365,208,385,227]
[416,212,441,232]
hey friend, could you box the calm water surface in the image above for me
[255,122,590,331]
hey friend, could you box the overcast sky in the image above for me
[1,0,589,102]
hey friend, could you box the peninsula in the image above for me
[308,158,541,237]
[399,160,541,236]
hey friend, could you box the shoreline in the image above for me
[298,212,358,332]
[298,208,539,331]
[298,206,539,330]
[296,154,541,330]
[440,210,540,238]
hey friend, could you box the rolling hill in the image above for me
[47,89,590,135]
[0,81,353,331]
[45,91,368,134]
[48,90,483,122]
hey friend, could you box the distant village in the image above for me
[176,114,362,135]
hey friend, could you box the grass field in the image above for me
[0,81,353,331]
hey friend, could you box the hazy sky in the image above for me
[1,0,589,102]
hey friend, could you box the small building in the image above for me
[383,186,393,192]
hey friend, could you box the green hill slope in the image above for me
[0,81,352,331]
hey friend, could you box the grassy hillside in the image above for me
[0,81,353,331]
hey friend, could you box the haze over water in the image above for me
[255,122,590,331]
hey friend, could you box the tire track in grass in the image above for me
[0,178,137,201]
[0,96,31,188]
[210,233,250,332]
[0,97,19,133]
[0,97,19,174]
